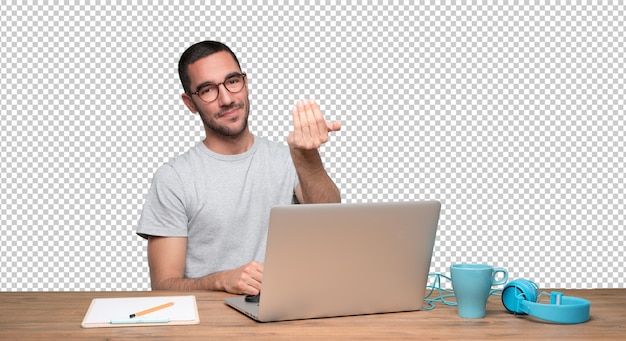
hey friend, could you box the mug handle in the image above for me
[492,267,509,286]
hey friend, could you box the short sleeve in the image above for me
[136,164,189,239]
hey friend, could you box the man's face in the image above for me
[182,51,250,137]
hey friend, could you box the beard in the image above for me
[198,101,250,137]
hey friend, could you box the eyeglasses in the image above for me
[191,73,247,103]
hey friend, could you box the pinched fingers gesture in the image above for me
[287,99,341,150]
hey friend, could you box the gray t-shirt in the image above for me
[137,136,299,279]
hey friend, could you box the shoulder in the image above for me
[173,141,206,163]
[153,142,204,180]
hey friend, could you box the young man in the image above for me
[137,41,341,295]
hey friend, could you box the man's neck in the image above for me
[203,131,255,155]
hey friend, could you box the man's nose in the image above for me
[216,83,234,105]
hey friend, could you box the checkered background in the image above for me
[1,2,624,291]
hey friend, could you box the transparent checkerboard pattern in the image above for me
[1,3,624,291]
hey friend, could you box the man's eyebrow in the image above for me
[195,72,242,91]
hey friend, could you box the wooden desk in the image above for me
[0,289,624,340]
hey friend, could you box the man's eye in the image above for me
[199,86,215,95]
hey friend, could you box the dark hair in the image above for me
[178,40,242,94]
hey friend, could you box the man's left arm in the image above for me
[288,99,341,204]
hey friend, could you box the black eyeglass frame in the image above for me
[190,72,247,103]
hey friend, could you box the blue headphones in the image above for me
[501,279,590,324]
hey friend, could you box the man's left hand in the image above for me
[287,99,341,150]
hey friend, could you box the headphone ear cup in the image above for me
[501,279,538,314]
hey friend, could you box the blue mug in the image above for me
[451,263,508,318]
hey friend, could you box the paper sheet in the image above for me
[81,295,199,328]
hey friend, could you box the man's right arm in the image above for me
[147,236,263,294]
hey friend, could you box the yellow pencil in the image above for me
[129,301,174,318]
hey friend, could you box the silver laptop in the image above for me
[224,200,441,322]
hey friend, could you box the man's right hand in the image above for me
[218,261,264,295]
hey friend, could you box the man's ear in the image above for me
[245,73,250,92]
[181,93,198,113]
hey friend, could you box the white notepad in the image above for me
[81,295,199,328]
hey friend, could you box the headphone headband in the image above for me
[501,279,590,324]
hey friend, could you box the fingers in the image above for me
[225,261,264,295]
[307,99,328,143]
[240,261,263,294]
[292,99,321,148]
[288,99,339,150]
[247,261,264,286]
[290,104,306,147]
[326,120,342,132]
